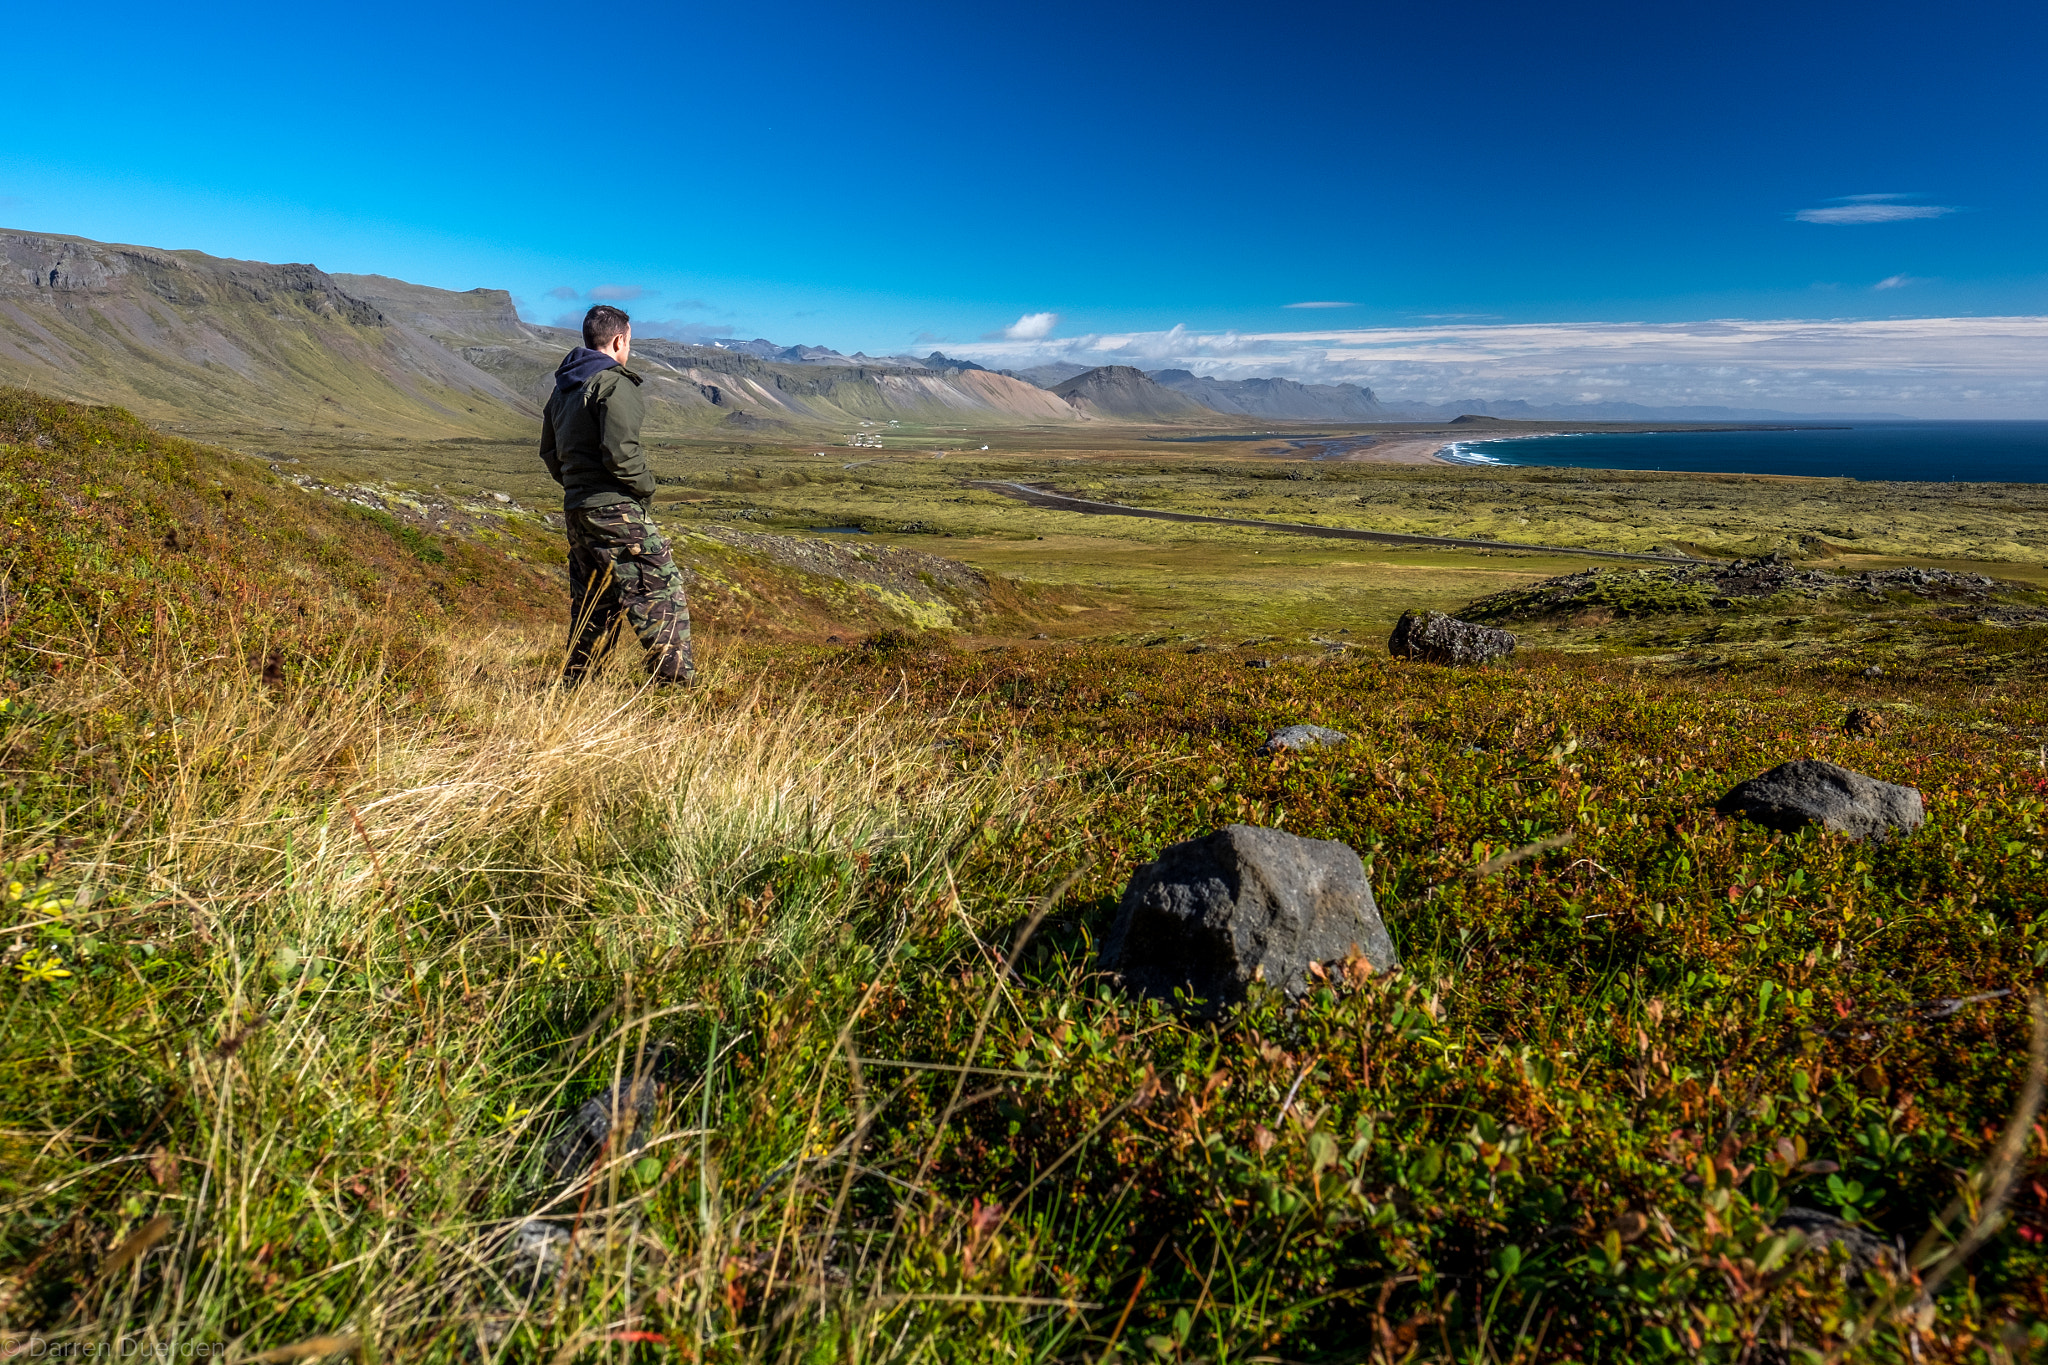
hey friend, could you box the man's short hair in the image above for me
[583,305,631,349]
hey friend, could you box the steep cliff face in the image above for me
[0,231,536,437]
[1051,365,1216,422]
[331,272,524,337]
[1147,369,1384,421]
[2,233,385,324]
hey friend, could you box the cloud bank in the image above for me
[952,316,2048,417]
[1285,300,1355,309]
[986,311,1058,340]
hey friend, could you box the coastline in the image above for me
[1325,430,1599,465]
[1313,419,1868,469]
[1329,436,1462,464]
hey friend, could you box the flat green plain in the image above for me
[227,422,2048,678]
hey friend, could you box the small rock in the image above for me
[826,635,843,643]
[1774,1207,1898,1279]
[1245,658,1273,670]
[491,492,513,504]
[1843,707,1888,736]
[546,1075,661,1182]
[1101,824,1397,1009]
[1264,724,1349,753]
[1863,664,1884,677]
[1715,759,1924,842]
[1388,610,1516,665]
[506,1219,573,1294]
[1032,632,1051,640]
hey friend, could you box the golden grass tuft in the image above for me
[3,621,1078,1358]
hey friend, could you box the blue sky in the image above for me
[7,0,2047,411]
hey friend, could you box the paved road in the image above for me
[970,481,1706,564]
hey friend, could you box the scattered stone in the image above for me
[826,635,843,643]
[1863,665,1885,677]
[1101,824,1397,1009]
[1773,1207,1899,1279]
[1843,707,1889,736]
[506,1219,573,1294]
[1715,759,1924,842]
[491,492,513,504]
[1264,724,1349,752]
[1032,632,1050,640]
[1245,658,1273,670]
[1388,610,1517,666]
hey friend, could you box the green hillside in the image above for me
[2,383,2047,1360]
[0,232,539,441]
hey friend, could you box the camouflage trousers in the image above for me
[563,502,694,684]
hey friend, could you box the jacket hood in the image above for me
[554,347,619,393]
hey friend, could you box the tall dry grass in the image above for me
[2,627,1094,1361]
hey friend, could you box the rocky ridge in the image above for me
[1051,366,1216,422]
[1461,558,2045,626]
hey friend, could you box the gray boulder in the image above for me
[1101,824,1396,1009]
[1388,610,1516,665]
[1264,724,1349,752]
[1715,759,1924,841]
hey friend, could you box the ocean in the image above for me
[1443,421,2048,485]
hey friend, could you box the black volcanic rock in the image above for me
[1388,610,1517,665]
[1101,824,1396,1008]
[1052,365,1215,421]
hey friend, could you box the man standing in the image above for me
[539,305,694,686]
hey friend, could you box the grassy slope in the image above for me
[3,390,2047,1361]
[0,388,561,682]
[0,285,534,444]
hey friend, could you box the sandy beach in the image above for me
[1330,436,1457,464]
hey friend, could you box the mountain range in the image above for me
[0,229,1903,433]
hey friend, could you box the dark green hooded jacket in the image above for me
[539,347,651,509]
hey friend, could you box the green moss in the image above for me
[349,504,447,563]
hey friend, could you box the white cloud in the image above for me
[588,283,650,302]
[1284,300,1355,309]
[1873,275,1925,290]
[945,315,2048,416]
[1796,204,1954,224]
[987,311,1058,340]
